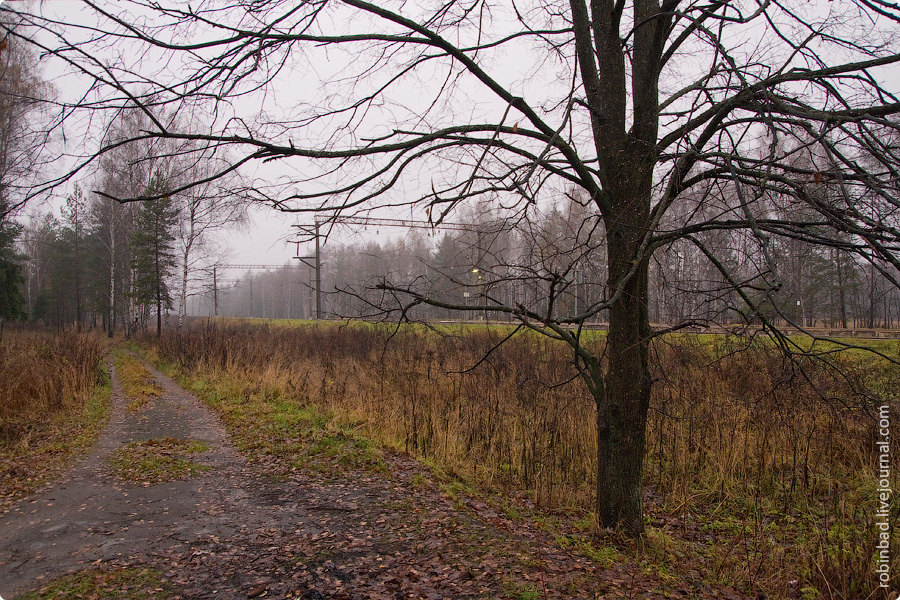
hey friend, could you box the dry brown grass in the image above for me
[0,327,107,442]
[156,322,899,599]
[647,335,898,597]
[0,327,109,512]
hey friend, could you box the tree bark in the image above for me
[155,212,163,338]
[178,239,192,330]
[178,205,196,331]
[598,204,652,536]
[108,199,116,338]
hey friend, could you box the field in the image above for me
[1,321,897,598]
[150,320,899,599]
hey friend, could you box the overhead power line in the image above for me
[296,215,472,232]
[290,215,493,321]
[219,264,306,270]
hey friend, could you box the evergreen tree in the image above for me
[61,185,86,328]
[0,208,24,326]
[130,171,179,337]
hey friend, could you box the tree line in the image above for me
[5,102,244,335]
[0,11,245,334]
[16,159,900,333]
[219,187,900,331]
[23,175,177,336]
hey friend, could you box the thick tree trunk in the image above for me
[597,215,652,537]
[594,136,655,534]
[836,249,847,329]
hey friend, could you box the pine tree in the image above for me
[130,170,179,337]
[0,209,24,325]
[61,185,86,328]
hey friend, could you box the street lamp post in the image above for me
[472,267,484,321]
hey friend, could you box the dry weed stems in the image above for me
[0,328,106,442]
[0,327,109,512]
[156,322,899,598]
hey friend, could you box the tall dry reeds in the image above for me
[0,328,107,441]
[157,322,898,597]
[646,335,897,596]
[649,336,885,501]
[160,322,598,506]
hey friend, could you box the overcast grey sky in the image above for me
[18,0,900,269]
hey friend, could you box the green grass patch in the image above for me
[503,581,540,600]
[301,430,386,472]
[108,437,211,484]
[441,480,476,509]
[20,566,171,600]
[170,371,385,473]
[553,531,619,567]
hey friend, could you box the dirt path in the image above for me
[0,357,276,598]
[0,356,670,600]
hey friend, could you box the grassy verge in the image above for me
[19,566,171,600]
[173,370,386,475]
[0,329,110,514]
[153,322,899,599]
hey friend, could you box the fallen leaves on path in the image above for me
[107,437,211,485]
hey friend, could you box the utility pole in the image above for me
[294,223,322,320]
[291,215,484,321]
[213,266,218,316]
[315,220,322,320]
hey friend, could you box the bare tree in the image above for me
[169,142,247,330]
[6,0,900,535]
[61,185,86,328]
[0,12,52,219]
[92,109,157,337]
[0,9,53,328]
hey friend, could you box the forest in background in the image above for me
[208,193,900,330]
[15,172,900,333]
[11,107,247,335]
